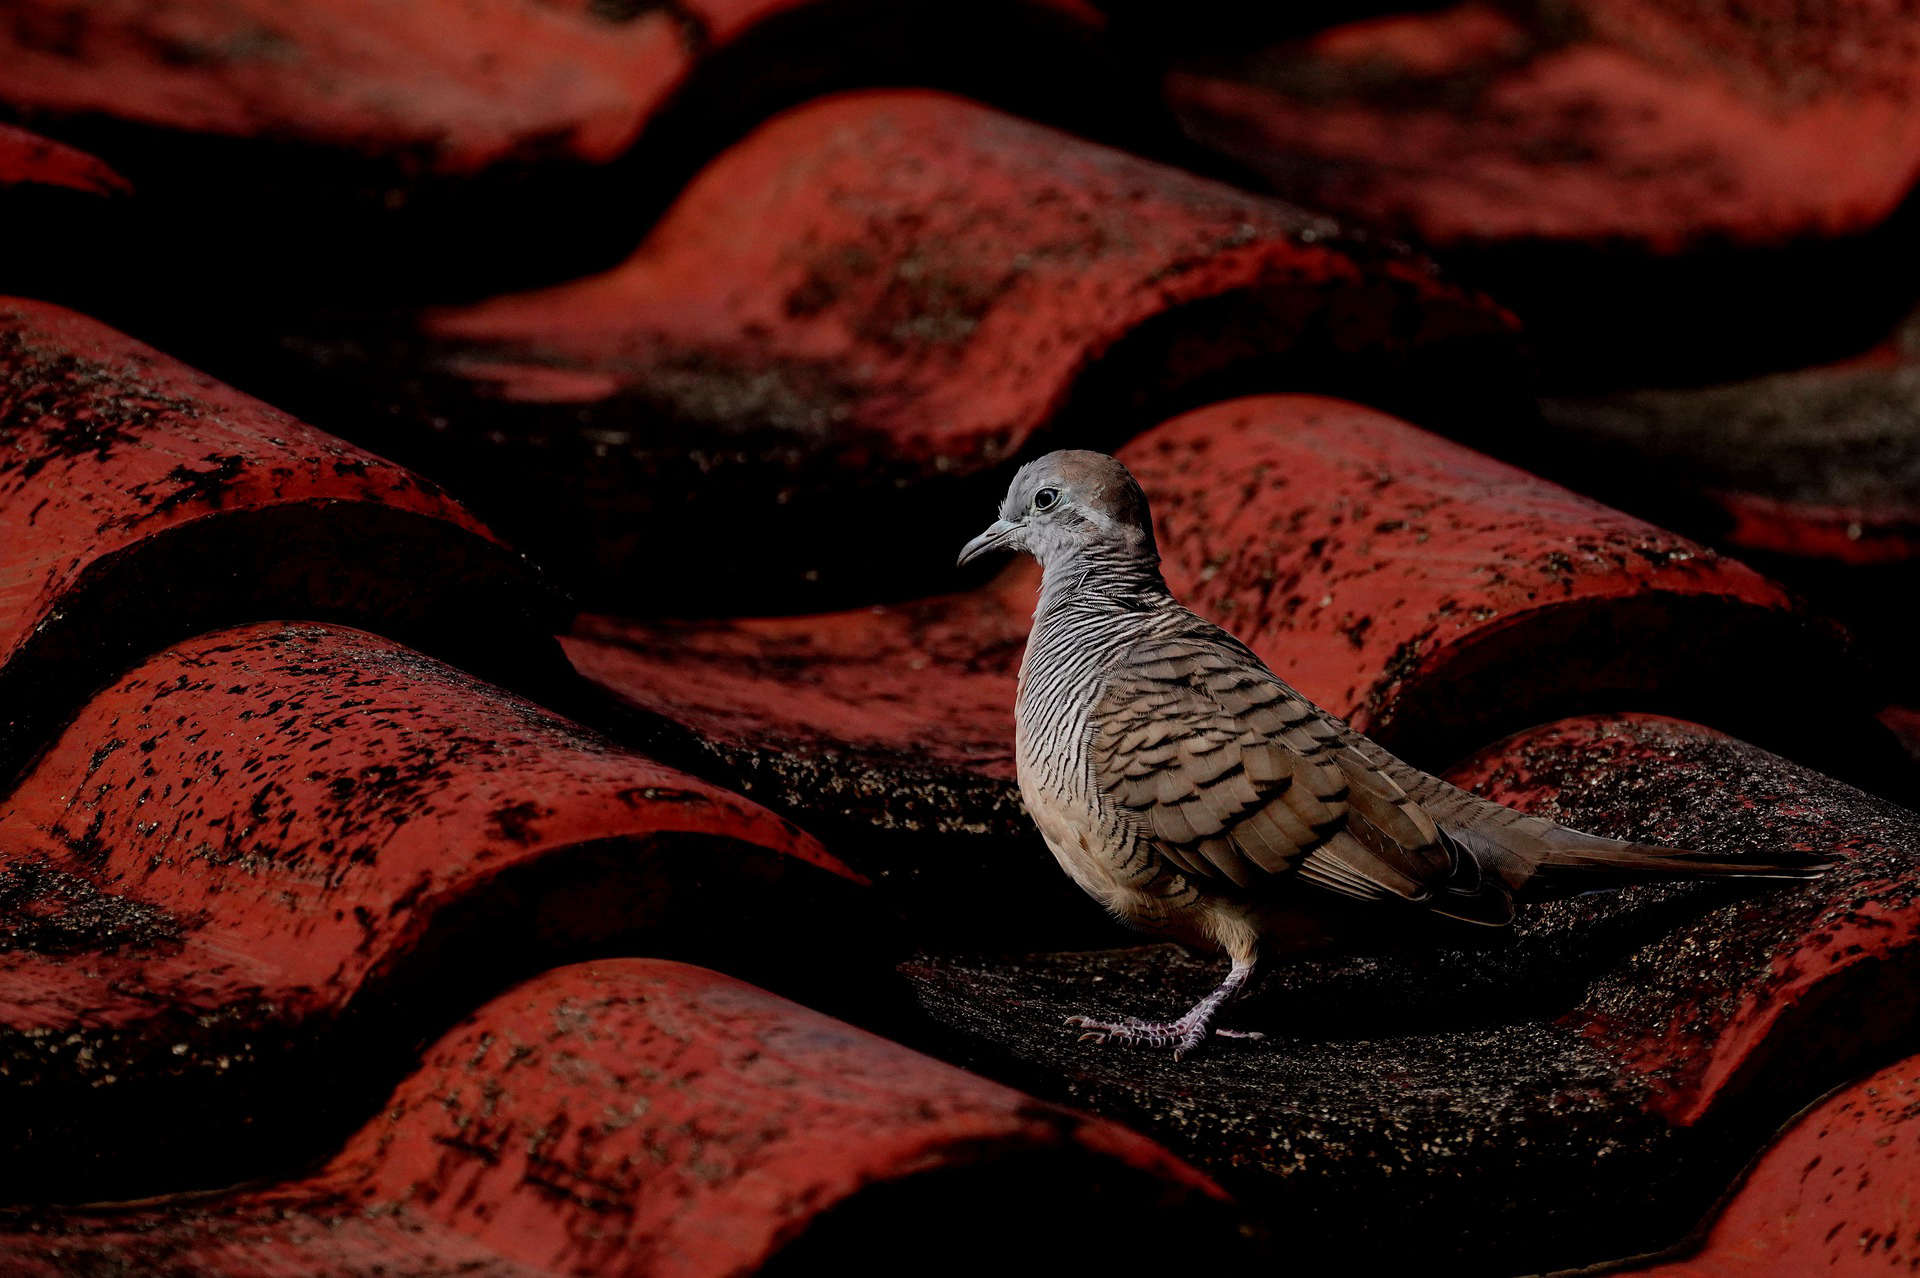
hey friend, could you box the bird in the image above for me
[957,449,1832,1060]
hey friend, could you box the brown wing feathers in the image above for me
[1092,634,1458,904]
[1309,746,1455,898]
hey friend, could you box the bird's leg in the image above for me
[1065,958,1262,1060]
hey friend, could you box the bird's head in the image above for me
[957,450,1159,573]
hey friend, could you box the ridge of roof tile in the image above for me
[0,0,1150,303]
[0,299,567,784]
[0,621,867,1202]
[0,959,1240,1276]
[270,90,1521,610]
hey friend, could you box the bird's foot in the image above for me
[1064,1013,1264,1061]
[1066,959,1262,1060]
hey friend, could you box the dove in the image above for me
[958,449,1830,1059]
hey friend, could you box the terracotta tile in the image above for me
[0,299,564,782]
[279,91,1519,608]
[1625,1053,1920,1276]
[0,959,1238,1276]
[0,622,863,1201]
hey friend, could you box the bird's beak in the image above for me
[957,519,1020,567]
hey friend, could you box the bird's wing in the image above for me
[1090,631,1455,903]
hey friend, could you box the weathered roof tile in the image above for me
[0,299,565,783]
[0,959,1238,1275]
[275,92,1520,609]
[0,621,864,1201]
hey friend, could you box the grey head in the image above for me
[956,450,1159,572]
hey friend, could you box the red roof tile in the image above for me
[0,959,1230,1275]
[1625,1053,1920,1276]
[0,124,128,196]
[0,0,1111,176]
[0,622,861,1200]
[272,90,1519,609]
[1167,2,1920,252]
[0,0,1140,307]
[1157,0,1920,409]
[0,300,564,782]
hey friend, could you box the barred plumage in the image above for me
[958,449,1832,1060]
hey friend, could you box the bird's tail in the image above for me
[1338,734,1838,912]
[1455,818,1836,895]
[1427,830,1833,927]
[1524,835,1834,882]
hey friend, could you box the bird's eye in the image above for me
[1032,487,1060,513]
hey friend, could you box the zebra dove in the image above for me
[958,449,1830,1060]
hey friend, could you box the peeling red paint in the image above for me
[0,959,1228,1276]
[0,621,861,1200]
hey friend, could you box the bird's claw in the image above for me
[1062,1012,1261,1059]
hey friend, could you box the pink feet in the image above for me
[1064,957,1262,1060]
[1064,1013,1264,1061]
